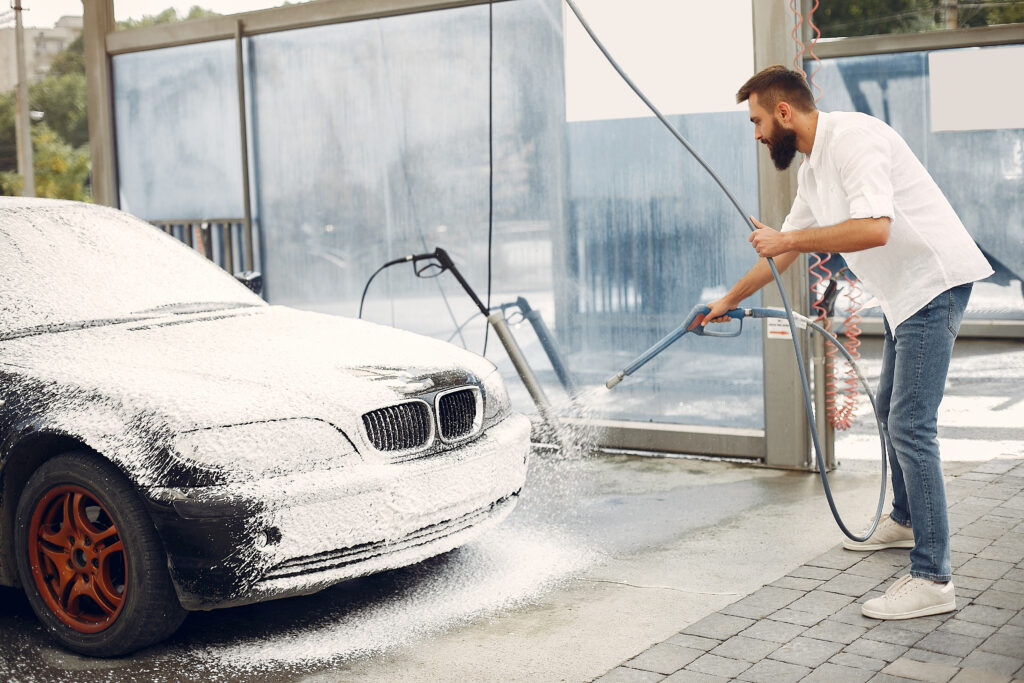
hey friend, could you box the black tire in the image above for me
[14,451,187,657]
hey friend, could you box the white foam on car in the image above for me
[0,198,532,625]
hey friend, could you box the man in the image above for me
[704,65,992,620]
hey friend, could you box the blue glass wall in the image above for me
[112,41,243,220]
[563,113,763,427]
[241,2,578,418]
[110,0,764,429]
[247,9,491,312]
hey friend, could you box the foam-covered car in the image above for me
[0,198,530,656]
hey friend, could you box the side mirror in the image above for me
[234,270,263,296]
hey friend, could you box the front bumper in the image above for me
[145,413,530,610]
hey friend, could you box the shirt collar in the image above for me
[805,110,831,170]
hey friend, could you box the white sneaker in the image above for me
[862,575,956,620]
[842,514,914,551]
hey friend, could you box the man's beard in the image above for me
[767,128,798,170]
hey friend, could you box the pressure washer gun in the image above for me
[605,305,806,389]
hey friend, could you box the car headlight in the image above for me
[172,418,359,483]
[481,368,512,424]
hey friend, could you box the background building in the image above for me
[0,15,82,92]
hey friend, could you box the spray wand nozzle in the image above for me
[604,305,746,389]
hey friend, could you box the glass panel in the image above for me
[246,5,491,333]
[247,2,567,417]
[483,0,568,410]
[811,0,1024,39]
[558,1,762,429]
[811,46,1024,320]
[245,0,761,428]
[109,0,761,430]
[561,114,762,428]
[112,41,243,220]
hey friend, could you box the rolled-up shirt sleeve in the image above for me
[834,128,895,220]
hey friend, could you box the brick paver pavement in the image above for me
[595,458,1024,683]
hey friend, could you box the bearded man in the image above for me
[704,65,992,620]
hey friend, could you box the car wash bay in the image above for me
[17,0,1017,678]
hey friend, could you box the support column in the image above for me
[13,1,34,196]
[751,0,817,470]
[83,0,118,206]
[234,20,254,272]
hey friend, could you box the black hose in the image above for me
[564,0,885,542]
[358,255,411,319]
[484,1,495,357]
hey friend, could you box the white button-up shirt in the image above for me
[781,111,992,329]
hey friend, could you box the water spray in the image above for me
[565,0,887,542]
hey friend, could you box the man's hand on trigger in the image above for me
[701,297,737,327]
[748,216,791,258]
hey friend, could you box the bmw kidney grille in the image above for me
[437,387,479,442]
[362,401,432,452]
[362,386,481,455]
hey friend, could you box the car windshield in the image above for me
[0,200,264,334]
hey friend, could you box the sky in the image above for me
[563,0,752,120]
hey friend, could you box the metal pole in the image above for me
[82,0,117,206]
[946,2,959,30]
[516,297,578,396]
[235,20,255,272]
[752,0,814,470]
[812,330,836,471]
[13,0,34,196]
[487,311,569,452]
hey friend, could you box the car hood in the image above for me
[1,306,497,433]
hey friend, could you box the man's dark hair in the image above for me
[736,65,816,113]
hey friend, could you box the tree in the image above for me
[0,6,219,198]
[959,1,1024,27]
[0,123,90,199]
[0,92,15,173]
[116,5,220,29]
[0,69,89,196]
[30,73,89,149]
[814,0,1024,38]
[49,34,85,78]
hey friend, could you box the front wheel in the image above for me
[14,451,187,657]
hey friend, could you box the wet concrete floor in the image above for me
[2,337,1021,682]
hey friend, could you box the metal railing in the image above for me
[150,218,253,275]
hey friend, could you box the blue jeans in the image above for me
[877,283,972,582]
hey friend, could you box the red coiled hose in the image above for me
[793,0,862,430]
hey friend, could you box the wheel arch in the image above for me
[0,422,154,589]
[8,438,189,655]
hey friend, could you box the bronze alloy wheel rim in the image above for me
[27,485,127,633]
